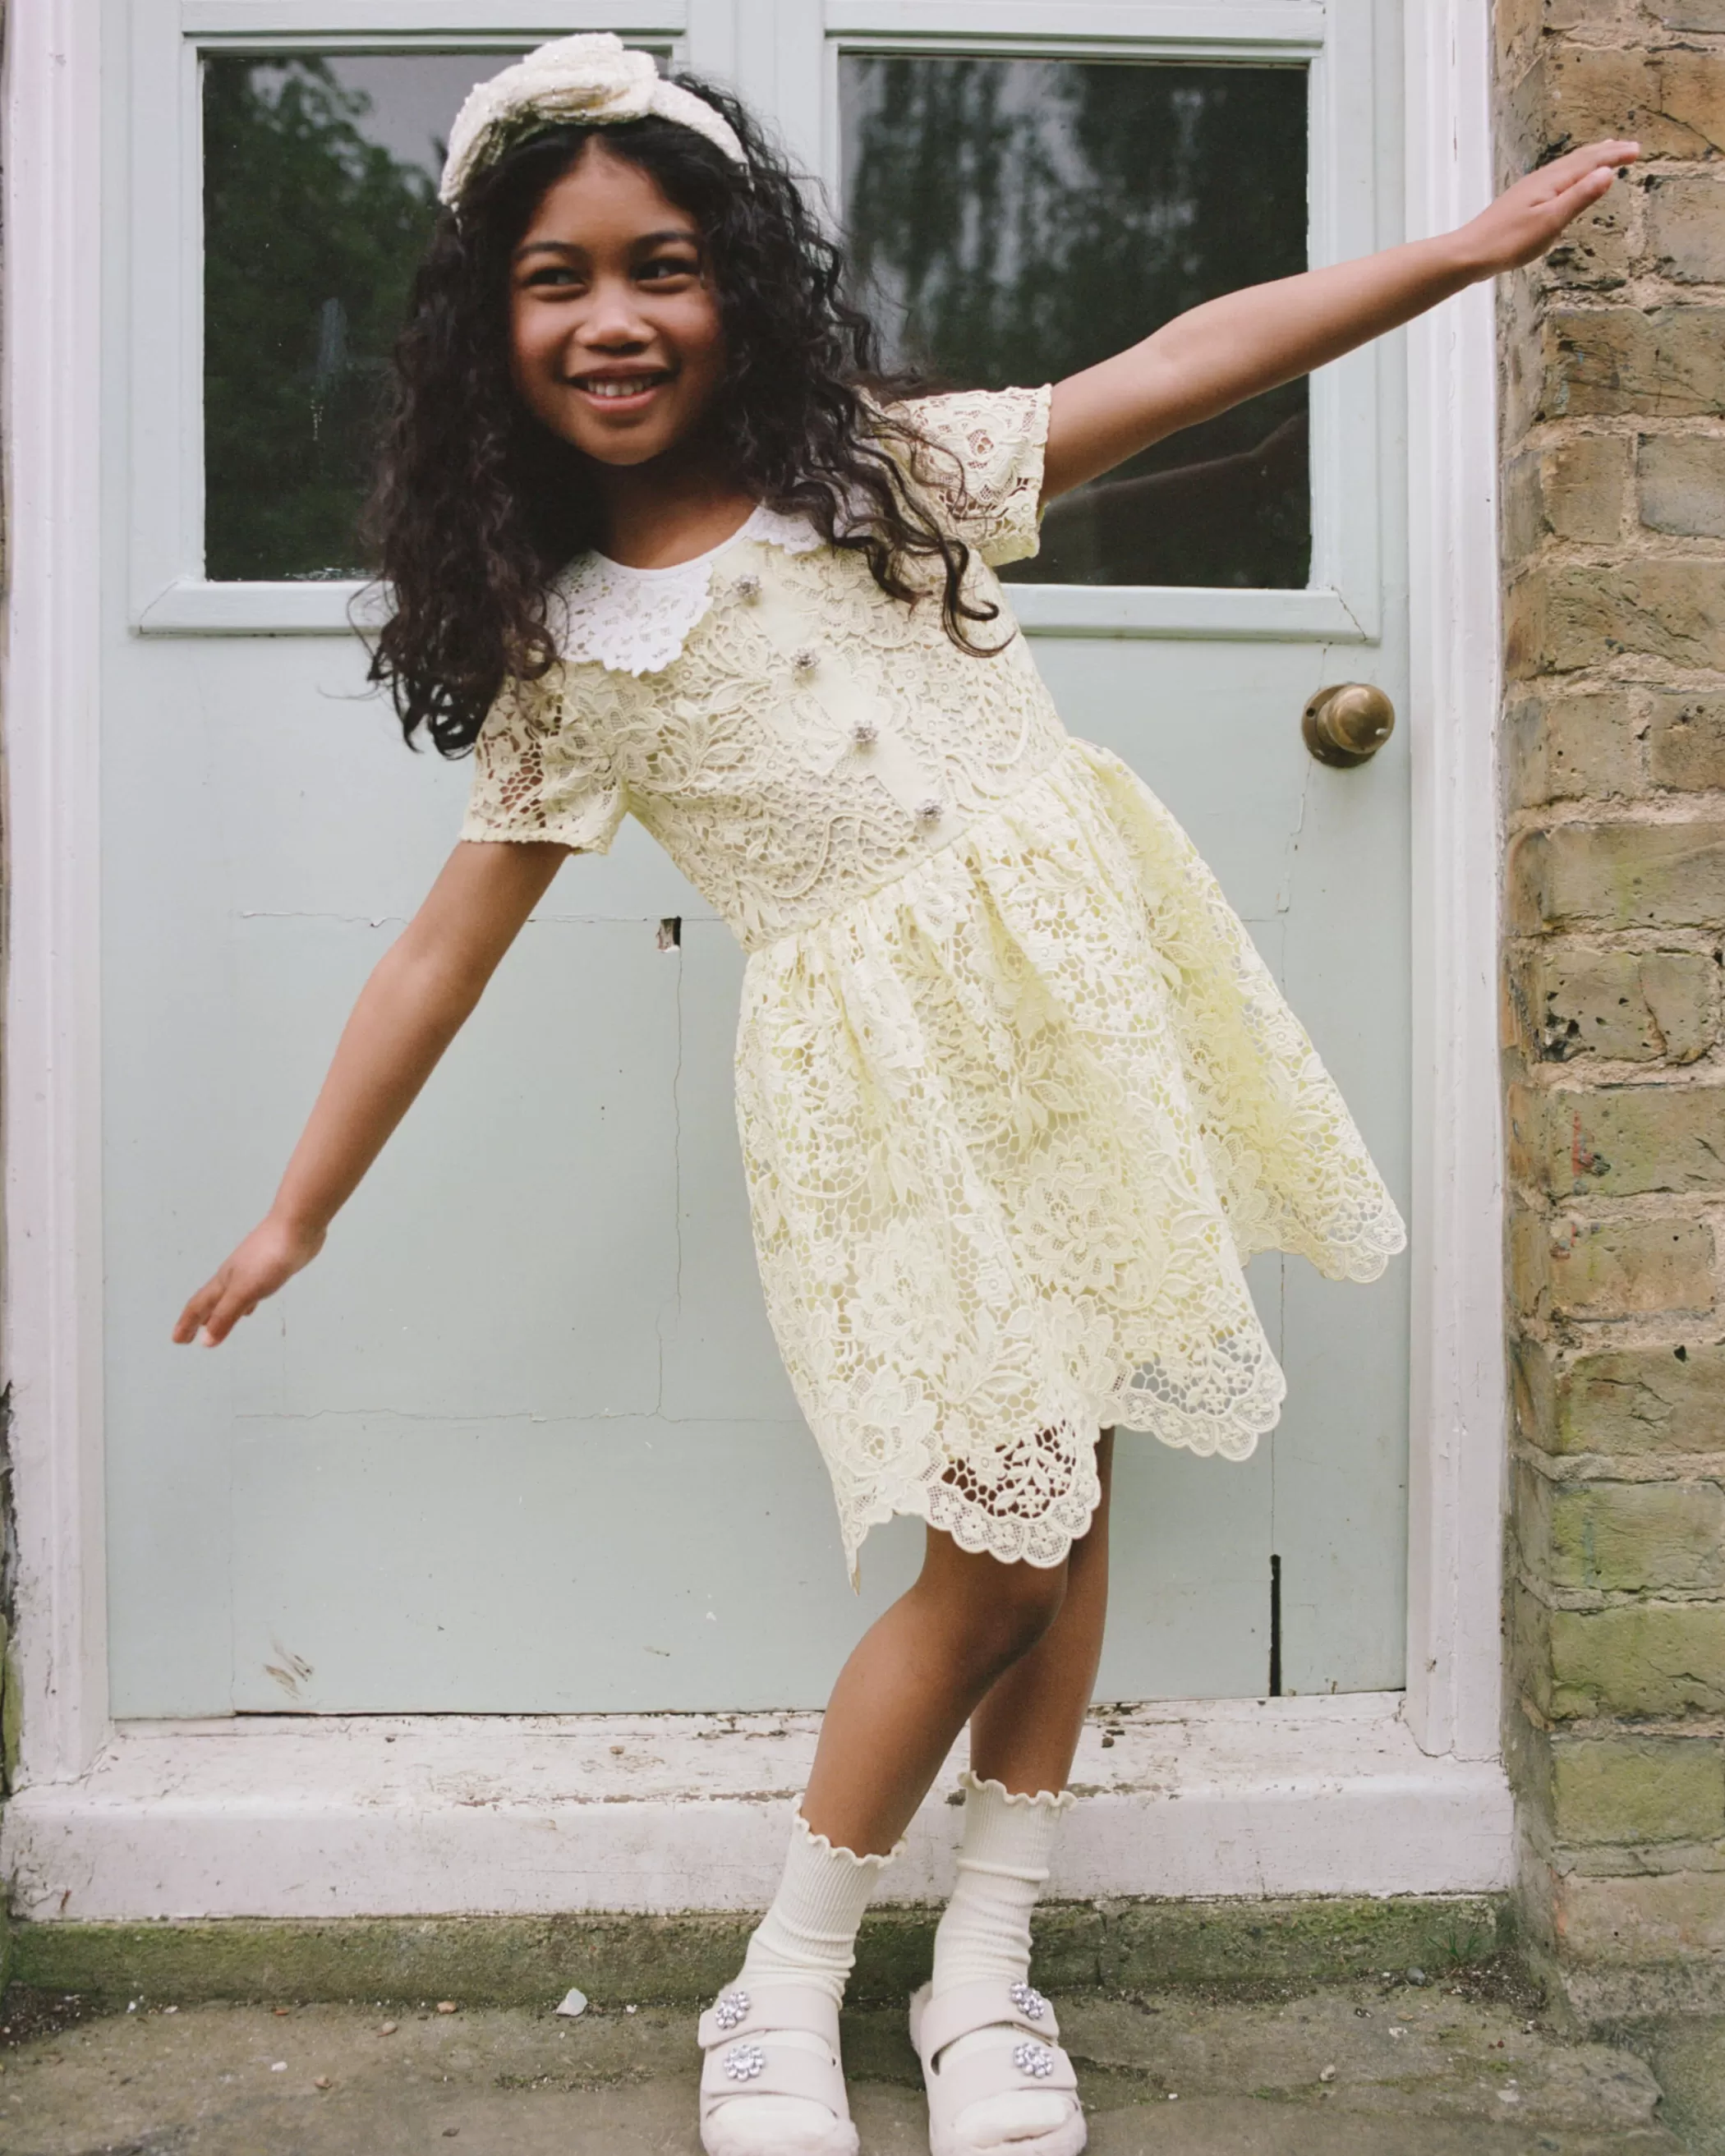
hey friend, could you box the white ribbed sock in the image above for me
[708,1808,897,2156]
[928,1771,1078,2148]
[932,1769,1074,1992]
[742,1807,899,2003]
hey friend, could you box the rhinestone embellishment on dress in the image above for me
[852,718,878,746]
[713,1988,751,2030]
[724,2042,767,2081]
[792,647,819,675]
[734,573,761,603]
[1013,2040,1056,2078]
[1010,1982,1049,2020]
[916,797,944,823]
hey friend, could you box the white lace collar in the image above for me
[550,503,822,675]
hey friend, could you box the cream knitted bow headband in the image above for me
[439,33,746,207]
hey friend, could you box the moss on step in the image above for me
[5,1892,1510,2010]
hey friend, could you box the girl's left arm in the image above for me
[1042,137,1639,502]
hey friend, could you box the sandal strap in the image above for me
[929,2029,1079,2114]
[697,1982,840,2053]
[916,1977,1061,2065]
[699,2035,849,2113]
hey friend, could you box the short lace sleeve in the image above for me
[459,673,627,854]
[886,384,1051,568]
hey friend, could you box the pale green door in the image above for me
[104,0,1408,1716]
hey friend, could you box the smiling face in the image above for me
[507,139,727,467]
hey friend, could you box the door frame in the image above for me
[1,0,1510,1911]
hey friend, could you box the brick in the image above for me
[1648,172,1725,286]
[1640,433,1725,539]
[1511,945,1716,1063]
[1544,1212,1715,1319]
[1512,1571,1558,1709]
[1649,2,1725,30]
[1664,48,1725,159]
[1515,48,1725,163]
[1544,1,1635,28]
[1503,687,1642,806]
[1515,1081,1725,1196]
[1507,436,1632,556]
[1551,1601,1725,1716]
[1555,1868,1725,1963]
[1552,1735,1725,1845]
[1542,191,1634,293]
[1497,0,1543,73]
[1507,560,1725,673]
[1516,1335,1725,1455]
[1510,822,1725,931]
[1542,309,1725,421]
[1549,1478,1725,1589]
[1650,692,1725,788]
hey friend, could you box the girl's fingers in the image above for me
[1543,137,1638,187]
[172,1280,223,1345]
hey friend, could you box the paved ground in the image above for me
[2,1976,1718,2154]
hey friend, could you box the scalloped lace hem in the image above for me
[836,1329,1298,1582]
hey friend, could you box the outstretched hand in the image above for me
[172,1213,325,1348]
[1459,139,1640,275]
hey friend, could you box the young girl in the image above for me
[176,36,1634,2156]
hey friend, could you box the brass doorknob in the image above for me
[1302,683,1396,767]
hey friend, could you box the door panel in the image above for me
[104,0,1410,1716]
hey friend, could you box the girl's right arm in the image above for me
[172,837,568,1348]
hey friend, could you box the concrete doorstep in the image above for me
[2,1974,1718,2156]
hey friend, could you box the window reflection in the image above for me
[840,56,1311,590]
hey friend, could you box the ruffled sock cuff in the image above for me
[792,1806,906,1870]
[958,1768,1078,1815]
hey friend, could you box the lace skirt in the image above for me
[733,735,1406,1580]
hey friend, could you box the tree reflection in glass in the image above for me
[840,57,1311,591]
[203,56,474,582]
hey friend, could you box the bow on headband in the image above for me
[439,32,747,207]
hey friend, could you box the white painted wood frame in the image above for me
[1,0,1511,1917]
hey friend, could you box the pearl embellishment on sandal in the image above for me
[1010,1983,1049,2020]
[724,2042,767,2081]
[1012,2040,1056,2079]
[852,719,878,746]
[713,1988,751,2030]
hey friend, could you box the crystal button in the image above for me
[713,1988,751,2030]
[724,2041,767,2081]
[1010,1982,1049,2020]
[1012,2039,1056,2078]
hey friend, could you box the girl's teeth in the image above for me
[586,378,657,398]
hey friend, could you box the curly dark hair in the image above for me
[361,78,1002,756]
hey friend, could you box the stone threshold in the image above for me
[0,1694,1515,1929]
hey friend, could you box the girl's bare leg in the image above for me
[800,1432,1116,1855]
[969,1429,1115,1795]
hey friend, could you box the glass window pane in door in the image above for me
[839,57,1310,590]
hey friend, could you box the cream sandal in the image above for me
[698,1980,859,2156]
[910,1978,1086,2156]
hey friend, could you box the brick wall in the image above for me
[1497,0,1725,2022]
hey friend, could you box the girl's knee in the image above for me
[941,1554,1069,1678]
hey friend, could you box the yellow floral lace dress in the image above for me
[462,387,1406,1579]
